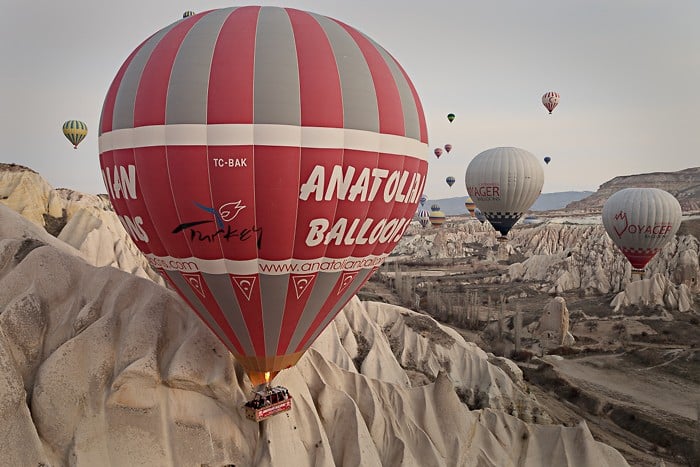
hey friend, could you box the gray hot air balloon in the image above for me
[465,147,544,240]
[602,188,681,276]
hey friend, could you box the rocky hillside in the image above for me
[565,167,700,212]
[0,204,628,466]
[0,163,161,284]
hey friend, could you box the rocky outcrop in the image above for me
[0,164,161,284]
[0,198,628,466]
[533,297,571,347]
[610,273,694,313]
[565,167,700,212]
[504,223,700,300]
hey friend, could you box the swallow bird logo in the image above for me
[219,201,247,222]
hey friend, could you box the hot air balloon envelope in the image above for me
[417,208,430,228]
[544,156,551,164]
[602,188,681,273]
[62,120,88,149]
[444,144,452,153]
[434,148,443,158]
[542,91,560,114]
[446,176,455,187]
[98,6,428,387]
[465,197,476,217]
[447,113,455,122]
[465,147,544,239]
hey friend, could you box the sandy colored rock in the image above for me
[0,205,629,466]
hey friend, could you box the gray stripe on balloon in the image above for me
[202,271,256,356]
[302,268,373,350]
[166,8,234,125]
[310,12,379,132]
[111,24,177,130]
[166,271,233,350]
[259,274,290,357]
[364,34,421,140]
[285,271,341,354]
[253,7,300,125]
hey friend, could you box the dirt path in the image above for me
[548,353,700,419]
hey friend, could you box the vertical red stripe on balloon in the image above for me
[133,19,199,127]
[133,147,192,258]
[99,38,151,134]
[373,154,421,259]
[207,6,260,124]
[320,150,377,260]
[253,146,300,261]
[335,21,405,137]
[165,146,223,261]
[208,145,259,261]
[276,273,316,354]
[229,274,266,355]
[287,9,343,128]
[293,148,344,260]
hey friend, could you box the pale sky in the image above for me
[2,1,698,200]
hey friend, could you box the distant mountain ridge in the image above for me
[425,191,593,216]
[565,167,700,212]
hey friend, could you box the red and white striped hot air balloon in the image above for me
[541,91,560,114]
[602,188,681,276]
[98,6,428,387]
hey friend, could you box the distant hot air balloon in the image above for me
[602,188,681,276]
[62,120,88,149]
[183,10,195,18]
[474,208,486,224]
[420,194,427,207]
[464,197,476,217]
[465,147,544,240]
[98,6,428,396]
[542,91,560,114]
[544,156,551,165]
[417,208,430,228]
[446,176,455,187]
[447,113,455,123]
[429,204,446,227]
[444,144,452,153]
[434,147,443,158]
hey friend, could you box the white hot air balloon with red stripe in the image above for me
[541,91,560,114]
[98,6,428,389]
[602,188,681,276]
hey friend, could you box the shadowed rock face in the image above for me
[0,202,628,465]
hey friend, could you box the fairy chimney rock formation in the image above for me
[535,297,571,348]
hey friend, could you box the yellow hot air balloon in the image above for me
[62,120,88,149]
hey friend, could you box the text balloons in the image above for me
[542,91,560,114]
[602,188,681,274]
[465,147,544,239]
[62,120,88,149]
[98,6,428,386]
